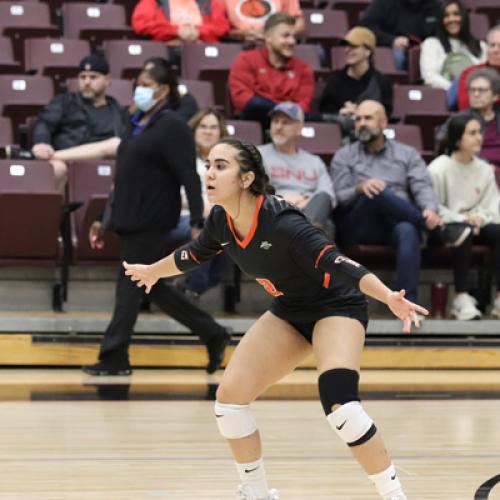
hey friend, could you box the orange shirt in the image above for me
[224,0,301,31]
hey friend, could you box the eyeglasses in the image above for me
[468,87,492,95]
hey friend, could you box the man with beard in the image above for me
[228,12,314,129]
[330,100,467,303]
[31,55,129,191]
[258,101,336,240]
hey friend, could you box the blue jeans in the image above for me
[336,189,423,301]
[393,48,408,71]
[446,77,459,110]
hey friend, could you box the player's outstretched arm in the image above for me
[123,253,182,294]
[359,273,429,333]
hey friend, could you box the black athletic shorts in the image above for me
[269,305,369,344]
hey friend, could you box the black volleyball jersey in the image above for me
[174,195,370,320]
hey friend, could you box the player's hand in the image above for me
[89,221,104,250]
[357,179,386,199]
[386,289,429,333]
[123,261,159,294]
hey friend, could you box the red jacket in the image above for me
[132,0,229,43]
[229,47,314,113]
[457,63,500,110]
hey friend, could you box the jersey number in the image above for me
[256,278,284,297]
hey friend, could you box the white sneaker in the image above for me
[490,295,500,319]
[237,485,279,499]
[450,293,482,320]
[384,495,407,500]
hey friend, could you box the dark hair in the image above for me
[436,0,481,57]
[141,57,181,110]
[217,137,275,196]
[466,67,500,95]
[264,12,295,33]
[441,112,481,155]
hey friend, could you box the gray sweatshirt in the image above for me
[258,143,336,207]
[428,154,500,225]
[330,139,438,212]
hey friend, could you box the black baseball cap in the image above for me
[79,54,109,75]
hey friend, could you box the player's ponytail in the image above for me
[218,137,275,196]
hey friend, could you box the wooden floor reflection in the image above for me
[0,399,499,499]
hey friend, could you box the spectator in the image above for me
[437,68,500,175]
[228,12,314,128]
[224,0,304,43]
[31,55,129,191]
[82,64,230,376]
[457,25,500,110]
[132,0,229,43]
[258,102,336,240]
[173,108,233,298]
[319,26,393,136]
[331,100,447,303]
[420,0,485,99]
[360,0,441,70]
[429,113,500,319]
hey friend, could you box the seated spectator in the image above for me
[228,13,314,129]
[132,0,229,43]
[437,68,500,174]
[429,113,500,319]
[172,108,232,298]
[360,0,441,71]
[457,25,500,110]
[31,55,129,191]
[224,0,304,43]
[420,0,485,106]
[258,102,336,240]
[331,100,445,303]
[318,26,393,137]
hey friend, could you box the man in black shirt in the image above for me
[319,26,393,137]
[31,55,129,190]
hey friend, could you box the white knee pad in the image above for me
[326,401,375,447]
[214,401,258,439]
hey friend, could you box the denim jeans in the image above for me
[336,189,424,301]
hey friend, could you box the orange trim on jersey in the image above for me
[315,244,334,269]
[323,273,331,288]
[225,194,264,249]
[189,250,200,264]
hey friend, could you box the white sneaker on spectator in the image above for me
[490,295,500,319]
[237,485,279,499]
[450,293,482,320]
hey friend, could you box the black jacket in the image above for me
[319,65,394,117]
[360,0,441,47]
[33,92,130,150]
[110,106,203,235]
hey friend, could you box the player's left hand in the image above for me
[387,289,429,333]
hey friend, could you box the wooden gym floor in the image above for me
[0,370,499,499]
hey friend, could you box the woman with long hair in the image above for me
[124,137,428,499]
[420,0,486,95]
[430,113,500,320]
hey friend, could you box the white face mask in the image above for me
[133,86,157,112]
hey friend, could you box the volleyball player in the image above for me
[123,138,427,500]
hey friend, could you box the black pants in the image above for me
[99,231,226,364]
[452,223,500,293]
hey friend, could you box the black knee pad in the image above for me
[318,368,360,415]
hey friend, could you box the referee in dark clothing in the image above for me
[83,64,230,376]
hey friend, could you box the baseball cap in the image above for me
[341,27,376,51]
[79,54,110,75]
[269,102,304,122]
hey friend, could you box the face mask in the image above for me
[133,86,157,112]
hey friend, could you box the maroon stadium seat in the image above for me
[181,43,241,108]
[62,3,135,50]
[0,116,13,157]
[296,122,342,164]
[463,0,500,29]
[328,0,370,27]
[0,159,62,260]
[0,2,59,64]
[66,77,133,106]
[0,37,22,75]
[103,40,168,79]
[383,123,435,163]
[294,43,326,77]
[469,12,490,40]
[67,160,120,262]
[393,84,450,151]
[226,120,263,145]
[24,38,91,81]
[179,79,215,109]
